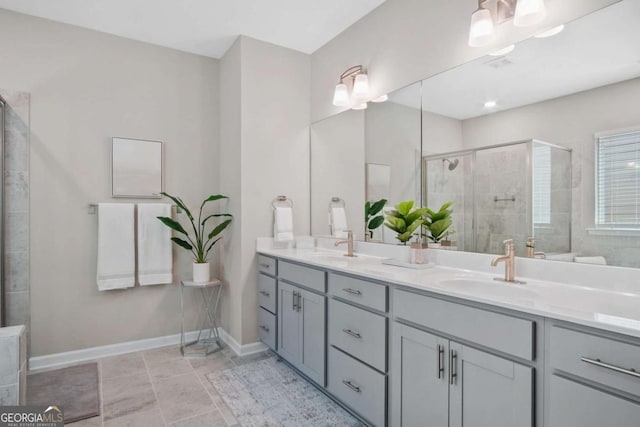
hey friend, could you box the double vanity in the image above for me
[256,243,640,427]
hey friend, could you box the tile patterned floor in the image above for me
[59,345,273,427]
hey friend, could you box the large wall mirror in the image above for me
[311,82,422,243]
[422,0,640,268]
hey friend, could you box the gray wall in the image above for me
[0,9,220,356]
[220,36,310,345]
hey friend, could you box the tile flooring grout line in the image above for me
[141,352,170,427]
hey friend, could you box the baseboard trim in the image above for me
[29,328,268,371]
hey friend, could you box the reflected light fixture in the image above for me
[484,100,497,108]
[534,24,565,38]
[352,103,368,110]
[332,65,370,109]
[372,94,388,103]
[489,44,515,56]
[468,0,548,47]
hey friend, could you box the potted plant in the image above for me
[157,192,232,283]
[365,198,387,241]
[384,200,428,245]
[423,201,454,247]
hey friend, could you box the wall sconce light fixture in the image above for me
[332,65,371,109]
[468,0,548,47]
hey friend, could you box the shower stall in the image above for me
[424,139,572,257]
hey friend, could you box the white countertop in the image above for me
[257,247,640,339]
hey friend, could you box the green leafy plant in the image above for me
[365,198,387,239]
[424,201,454,243]
[384,200,428,244]
[157,192,232,263]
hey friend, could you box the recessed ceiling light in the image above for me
[534,24,565,38]
[484,100,497,108]
[372,94,388,103]
[489,45,515,57]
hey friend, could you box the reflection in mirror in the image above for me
[310,82,422,243]
[421,0,640,268]
[112,137,163,198]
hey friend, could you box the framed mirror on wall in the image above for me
[310,81,422,244]
[112,137,163,198]
[421,0,640,268]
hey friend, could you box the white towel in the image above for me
[331,207,348,238]
[97,203,135,291]
[574,256,607,265]
[274,207,294,242]
[137,204,173,285]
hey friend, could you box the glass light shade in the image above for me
[468,7,495,47]
[332,82,350,107]
[352,74,370,100]
[514,0,547,27]
[488,44,515,56]
[352,102,368,110]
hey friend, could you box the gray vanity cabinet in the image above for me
[392,323,533,427]
[277,280,326,386]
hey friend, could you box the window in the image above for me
[532,144,551,225]
[596,130,640,227]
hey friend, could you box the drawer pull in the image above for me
[292,291,298,311]
[342,329,362,339]
[437,345,445,379]
[342,380,361,393]
[580,357,640,378]
[450,350,458,385]
[259,290,270,297]
[342,288,362,296]
[259,263,271,269]
[259,325,270,332]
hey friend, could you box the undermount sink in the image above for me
[438,278,538,299]
[304,251,382,265]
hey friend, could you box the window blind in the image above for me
[597,130,640,227]
[533,144,551,225]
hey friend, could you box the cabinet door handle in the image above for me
[259,263,270,269]
[259,290,270,297]
[580,357,640,378]
[342,329,362,339]
[437,345,445,379]
[342,288,362,295]
[450,350,458,385]
[342,380,361,393]
[292,291,297,311]
[259,325,270,332]
[297,292,302,312]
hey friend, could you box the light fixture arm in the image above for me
[339,65,365,83]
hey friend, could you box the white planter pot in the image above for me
[193,262,210,283]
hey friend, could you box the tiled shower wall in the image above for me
[1,90,30,344]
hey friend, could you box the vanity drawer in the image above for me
[329,273,387,312]
[393,288,535,360]
[328,347,386,427]
[257,255,277,276]
[258,307,276,350]
[329,299,387,372]
[279,261,326,293]
[258,274,277,314]
[550,326,640,397]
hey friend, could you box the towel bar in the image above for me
[88,203,182,214]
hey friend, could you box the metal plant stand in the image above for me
[180,279,222,357]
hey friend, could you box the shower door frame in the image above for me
[0,96,5,327]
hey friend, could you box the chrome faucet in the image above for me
[335,230,356,257]
[491,239,517,283]
[525,237,546,259]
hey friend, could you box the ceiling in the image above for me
[395,0,640,121]
[0,0,386,58]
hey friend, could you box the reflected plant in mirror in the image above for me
[384,200,428,244]
[423,202,455,245]
[365,198,387,241]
